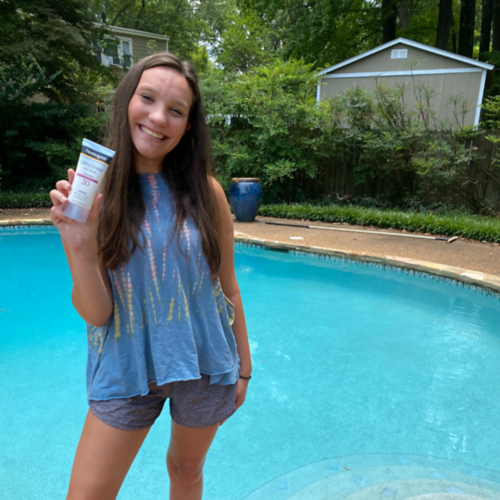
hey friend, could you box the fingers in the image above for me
[220,381,248,426]
[55,179,72,198]
[50,189,70,225]
[88,193,102,222]
[50,170,75,225]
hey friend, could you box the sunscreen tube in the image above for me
[64,138,115,223]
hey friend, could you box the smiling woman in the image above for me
[47,52,252,500]
[128,67,193,174]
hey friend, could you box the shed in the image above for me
[317,38,494,127]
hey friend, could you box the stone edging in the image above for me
[0,218,53,226]
[234,232,500,295]
[2,220,499,295]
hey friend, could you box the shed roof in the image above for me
[318,38,494,76]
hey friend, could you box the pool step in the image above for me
[242,454,500,500]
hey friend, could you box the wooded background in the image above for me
[1,0,500,211]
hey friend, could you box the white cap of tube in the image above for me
[64,201,90,223]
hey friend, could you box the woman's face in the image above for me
[128,66,193,174]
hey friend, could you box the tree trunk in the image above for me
[398,0,410,30]
[134,0,146,30]
[458,0,476,57]
[480,0,493,54]
[494,0,500,50]
[382,0,398,42]
[436,0,454,50]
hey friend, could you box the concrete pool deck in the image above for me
[233,217,500,295]
[1,209,500,294]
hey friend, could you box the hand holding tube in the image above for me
[50,168,102,254]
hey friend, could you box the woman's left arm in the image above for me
[211,178,252,412]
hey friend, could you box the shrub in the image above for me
[258,203,500,243]
[0,55,111,193]
[0,192,52,208]
[202,62,482,209]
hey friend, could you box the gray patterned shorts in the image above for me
[89,375,237,431]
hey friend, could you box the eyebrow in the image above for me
[137,84,189,108]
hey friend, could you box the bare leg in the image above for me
[66,410,150,500]
[166,420,220,500]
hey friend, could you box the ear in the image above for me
[184,122,191,134]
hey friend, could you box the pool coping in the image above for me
[234,232,500,296]
[2,218,500,295]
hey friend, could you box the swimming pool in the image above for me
[2,226,500,499]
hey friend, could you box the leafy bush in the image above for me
[202,61,483,209]
[0,57,110,192]
[0,192,52,208]
[259,204,500,243]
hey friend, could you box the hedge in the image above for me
[259,204,500,243]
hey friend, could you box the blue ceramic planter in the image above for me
[228,178,263,222]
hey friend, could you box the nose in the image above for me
[149,104,168,127]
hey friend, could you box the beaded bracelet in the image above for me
[239,374,252,380]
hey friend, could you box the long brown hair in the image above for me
[97,52,221,278]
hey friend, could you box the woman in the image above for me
[50,52,251,500]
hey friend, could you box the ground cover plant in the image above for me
[259,203,500,243]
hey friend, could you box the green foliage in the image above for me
[215,12,276,72]
[203,59,333,201]
[482,95,500,129]
[0,94,109,192]
[0,51,112,193]
[258,203,500,243]
[91,0,238,64]
[203,60,481,209]
[0,192,52,209]
[0,0,113,103]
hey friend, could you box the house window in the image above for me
[391,49,408,59]
[98,37,133,69]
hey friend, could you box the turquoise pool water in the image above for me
[2,226,500,500]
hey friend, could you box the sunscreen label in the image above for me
[67,140,115,212]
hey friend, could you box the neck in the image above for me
[133,152,163,174]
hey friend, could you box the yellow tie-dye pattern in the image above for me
[182,288,189,319]
[114,301,121,339]
[88,326,105,354]
[145,219,160,302]
[162,244,167,283]
[127,273,135,330]
[168,297,174,322]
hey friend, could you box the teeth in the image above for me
[140,126,165,139]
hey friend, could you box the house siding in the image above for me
[320,71,482,126]
[129,35,168,63]
[331,43,473,75]
[107,31,168,75]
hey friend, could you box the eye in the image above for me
[171,108,183,116]
[140,94,152,102]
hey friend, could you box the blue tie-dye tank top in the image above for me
[86,173,240,401]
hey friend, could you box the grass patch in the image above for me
[259,204,500,243]
[0,192,52,209]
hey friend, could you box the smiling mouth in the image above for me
[139,125,167,140]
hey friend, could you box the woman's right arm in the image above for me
[50,169,113,327]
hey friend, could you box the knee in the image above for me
[167,454,205,487]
